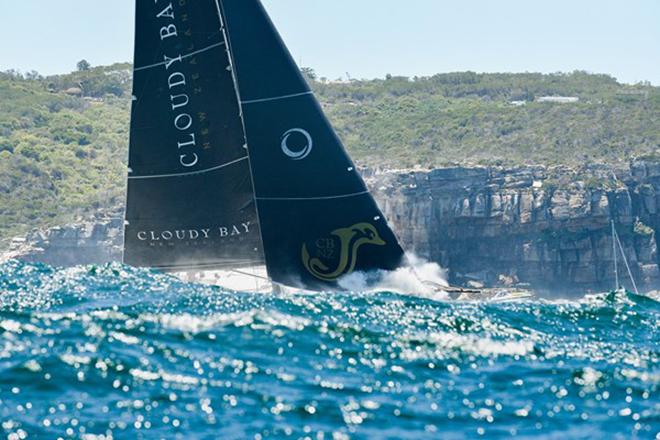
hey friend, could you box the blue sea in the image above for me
[0,260,658,439]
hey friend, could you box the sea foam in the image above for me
[338,253,449,299]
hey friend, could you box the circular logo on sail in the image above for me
[281,128,313,160]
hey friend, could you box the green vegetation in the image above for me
[0,64,131,243]
[76,59,91,72]
[312,71,659,168]
[0,65,658,243]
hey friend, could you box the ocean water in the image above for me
[0,261,658,440]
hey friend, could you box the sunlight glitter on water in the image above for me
[0,261,658,439]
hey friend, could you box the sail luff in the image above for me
[121,0,141,268]
[214,0,268,274]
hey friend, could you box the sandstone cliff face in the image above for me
[6,162,660,292]
[369,161,660,292]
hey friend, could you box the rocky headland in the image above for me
[370,160,660,293]
[6,161,660,293]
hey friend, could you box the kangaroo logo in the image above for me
[302,223,386,281]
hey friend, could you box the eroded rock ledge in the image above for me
[6,161,660,292]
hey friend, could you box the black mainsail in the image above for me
[124,0,263,271]
[218,0,405,288]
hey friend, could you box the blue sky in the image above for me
[2,0,658,84]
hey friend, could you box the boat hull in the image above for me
[174,267,535,302]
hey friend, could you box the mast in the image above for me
[612,220,619,290]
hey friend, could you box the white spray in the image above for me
[338,253,450,300]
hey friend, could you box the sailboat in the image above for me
[609,220,639,296]
[122,0,533,299]
[123,0,406,292]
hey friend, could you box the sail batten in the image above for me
[255,191,370,202]
[134,41,226,72]
[241,91,314,105]
[128,156,249,180]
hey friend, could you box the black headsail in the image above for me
[124,0,263,271]
[218,0,405,288]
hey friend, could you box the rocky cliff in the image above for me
[370,161,660,292]
[6,162,660,293]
